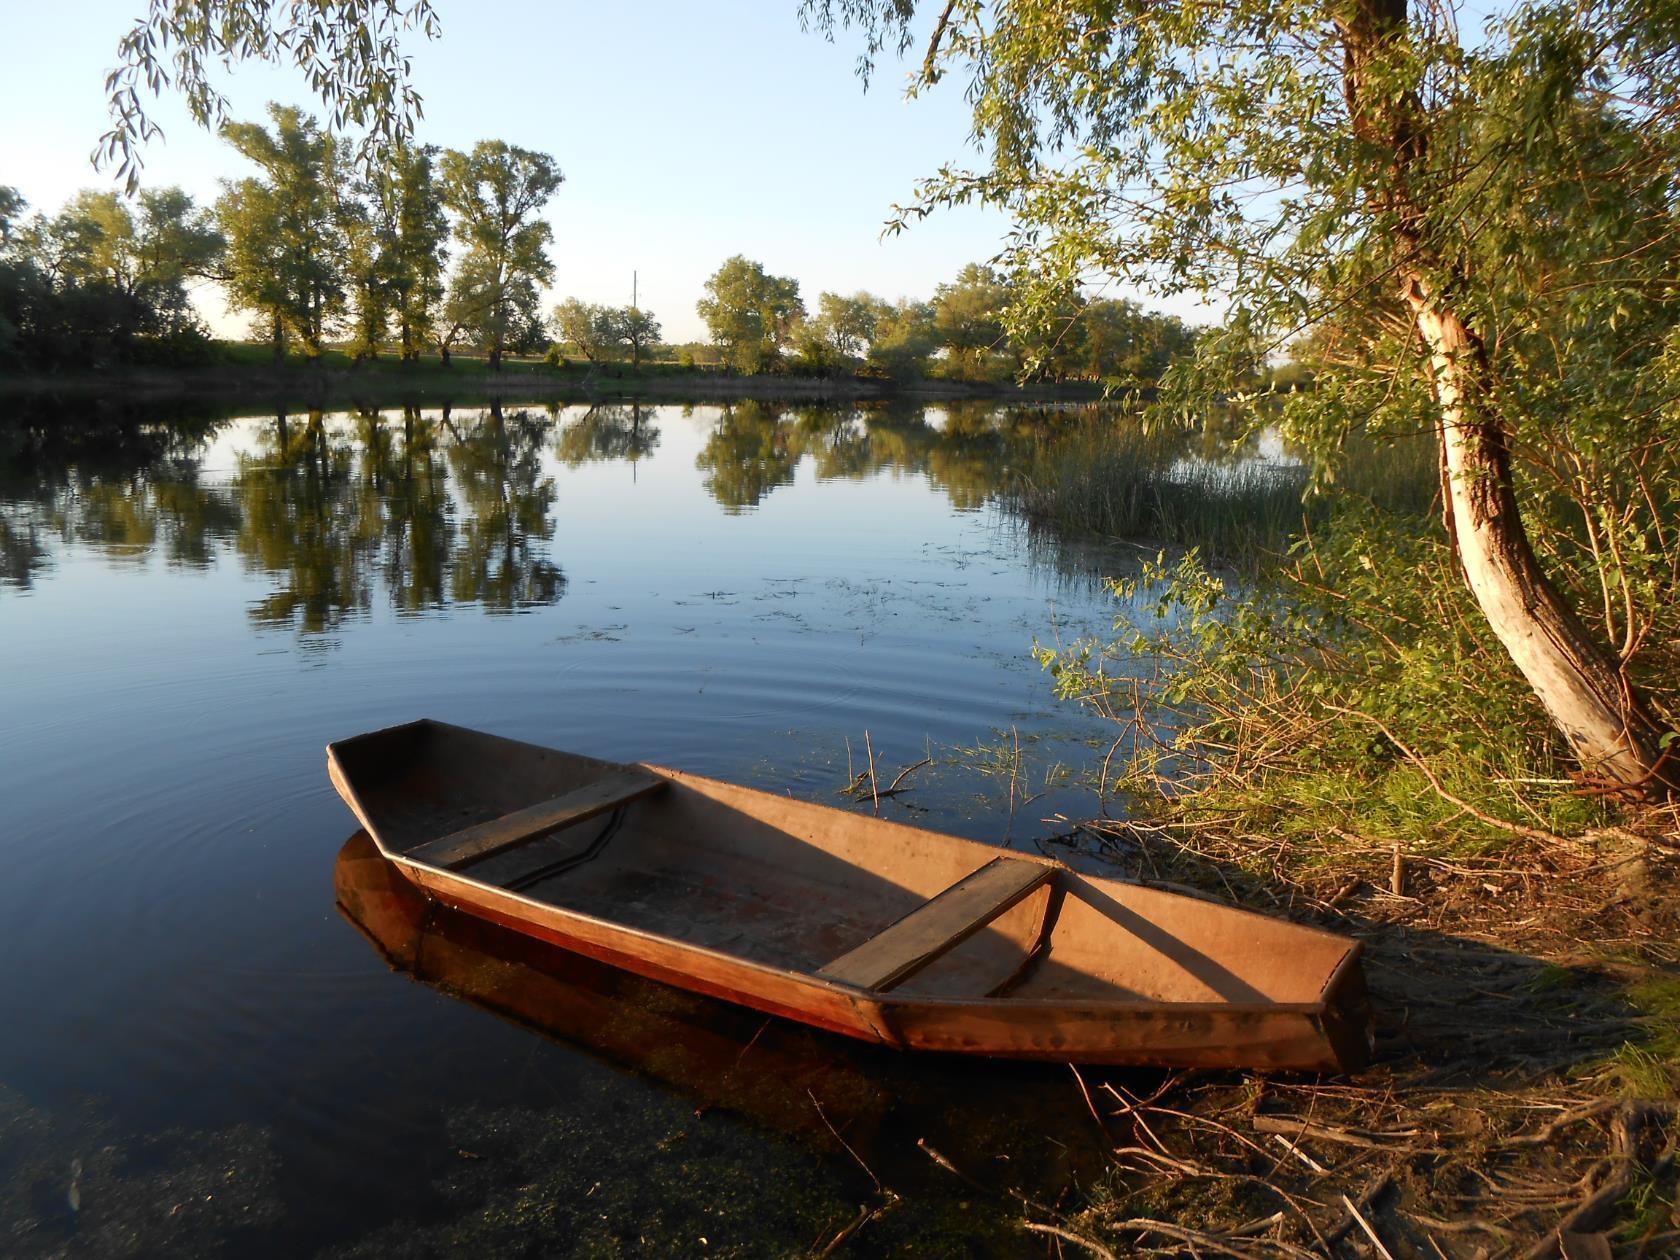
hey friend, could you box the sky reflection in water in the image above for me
[0,400,1150,1255]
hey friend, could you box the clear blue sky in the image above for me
[0,1,1196,342]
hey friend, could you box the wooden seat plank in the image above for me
[816,857,1054,992]
[408,770,665,871]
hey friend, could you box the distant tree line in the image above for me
[5,100,1191,385]
[0,183,223,369]
[548,256,1198,384]
[3,102,562,373]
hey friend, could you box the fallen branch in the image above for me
[1019,1221,1120,1260]
[1402,1208,1514,1240]
[1502,1099,1622,1148]
[1103,1217,1279,1259]
[816,1196,896,1256]
[1324,1170,1395,1248]
[1521,1103,1653,1260]
[1252,1114,1420,1151]
[808,1090,882,1194]
[886,756,931,794]
[1342,1192,1398,1260]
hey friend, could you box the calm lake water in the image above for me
[1,399,1154,1256]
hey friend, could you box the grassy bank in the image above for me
[0,342,1112,407]
[992,414,1680,1255]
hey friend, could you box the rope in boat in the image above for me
[504,804,628,893]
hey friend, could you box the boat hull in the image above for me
[328,721,1373,1073]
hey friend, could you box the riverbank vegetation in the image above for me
[809,0,1680,802]
[796,0,1680,1248]
[22,0,1680,1252]
[3,119,1195,389]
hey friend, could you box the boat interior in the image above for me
[329,721,1354,1007]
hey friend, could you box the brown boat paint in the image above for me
[328,719,1373,1072]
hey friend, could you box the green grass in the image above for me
[1607,978,1680,1098]
[212,341,725,380]
[999,416,1312,572]
[1000,414,1441,573]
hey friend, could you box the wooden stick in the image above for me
[1068,1063,1111,1140]
[864,730,879,815]
[1500,1099,1620,1147]
[819,1201,888,1257]
[1342,1193,1398,1260]
[1019,1221,1120,1260]
[1107,1218,1274,1259]
[1326,874,1362,907]
[1252,1114,1417,1150]
[1325,1170,1396,1248]
[808,1090,881,1194]
[885,756,931,795]
[1270,1133,1326,1172]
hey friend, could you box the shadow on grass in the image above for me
[1032,820,1678,1257]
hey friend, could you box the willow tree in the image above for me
[697,256,805,373]
[346,143,449,361]
[98,0,439,189]
[805,0,1680,795]
[441,142,563,371]
[218,105,351,361]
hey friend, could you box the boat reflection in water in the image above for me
[332,831,1117,1192]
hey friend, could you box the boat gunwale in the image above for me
[1317,932,1367,1003]
[381,833,1351,1022]
[327,724,1362,1020]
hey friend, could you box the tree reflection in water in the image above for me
[444,401,564,612]
[1,404,572,636]
[2,399,1179,629]
[694,400,798,513]
[0,415,235,590]
[232,402,566,630]
[234,409,373,633]
[553,401,661,470]
[692,400,1045,514]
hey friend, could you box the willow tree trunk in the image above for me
[1400,278,1668,792]
[1342,0,1671,796]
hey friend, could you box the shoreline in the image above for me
[0,362,1113,409]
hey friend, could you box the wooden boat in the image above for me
[327,720,1372,1072]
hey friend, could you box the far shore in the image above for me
[2,354,1116,410]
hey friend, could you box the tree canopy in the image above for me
[218,104,351,360]
[1,181,221,368]
[100,0,441,191]
[805,0,1680,793]
[696,256,805,374]
[440,142,564,370]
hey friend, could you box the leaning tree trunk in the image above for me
[1341,0,1672,796]
[1402,277,1669,792]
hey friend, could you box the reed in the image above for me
[999,414,1438,574]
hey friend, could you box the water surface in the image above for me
[2,399,1147,1255]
